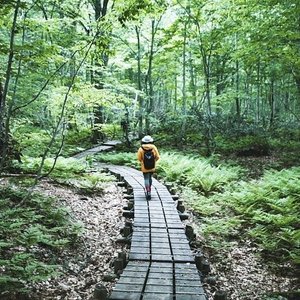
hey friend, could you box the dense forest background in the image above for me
[1,0,300,165]
[0,0,299,299]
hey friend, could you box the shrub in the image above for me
[64,127,93,156]
[14,156,86,176]
[215,134,271,156]
[101,123,123,140]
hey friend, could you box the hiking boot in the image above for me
[146,192,151,200]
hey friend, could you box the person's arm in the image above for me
[154,146,160,161]
[137,147,143,163]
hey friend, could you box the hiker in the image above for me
[137,135,160,200]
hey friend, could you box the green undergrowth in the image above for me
[92,150,299,266]
[94,151,242,195]
[13,124,124,160]
[0,186,83,292]
[95,151,138,168]
[13,156,115,194]
[0,155,116,295]
[215,133,271,156]
[184,167,300,266]
[157,152,242,195]
[13,125,93,158]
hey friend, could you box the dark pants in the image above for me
[143,172,153,193]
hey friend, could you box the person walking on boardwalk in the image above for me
[137,135,160,200]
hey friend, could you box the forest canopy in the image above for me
[0,0,299,167]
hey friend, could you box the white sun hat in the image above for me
[142,135,154,143]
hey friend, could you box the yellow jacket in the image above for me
[137,144,160,173]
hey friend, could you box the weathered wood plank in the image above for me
[104,161,207,299]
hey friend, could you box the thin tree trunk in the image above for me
[36,35,96,181]
[92,0,111,141]
[235,59,241,122]
[135,25,143,138]
[293,73,300,105]
[189,51,197,108]
[204,59,212,116]
[269,78,275,126]
[2,7,28,170]
[215,56,226,116]
[92,0,110,87]
[94,0,109,20]
[174,75,178,112]
[0,0,21,170]
[256,60,261,123]
[145,20,156,133]
[180,20,187,143]
[0,81,3,114]
[194,19,214,155]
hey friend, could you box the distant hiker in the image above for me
[137,135,160,200]
[121,111,131,147]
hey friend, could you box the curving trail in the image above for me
[75,141,207,300]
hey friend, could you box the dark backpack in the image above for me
[142,147,155,169]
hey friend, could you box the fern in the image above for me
[0,185,83,292]
[184,167,300,265]
[183,188,224,216]
[95,151,137,166]
[158,152,241,194]
[94,151,242,196]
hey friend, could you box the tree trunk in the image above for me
[145,20,155,133]
[0,79,3,118]
[256,60,261,123]
[36,37,95,181]
[179,20,187,144]
[135,25,144,138]
[174,75,178,112]
[0,80,4,158]
[293,73,300,106]
[189,51,197,108]
[0,0,21,170]
[269,78,275,126]
[235,59,241,123]
[204,61,212,116]
[215,56,226,116]
[195,19,214,156]
[92,0,110,87]
[91,0,111,142]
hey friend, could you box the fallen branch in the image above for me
[0,173,36,178]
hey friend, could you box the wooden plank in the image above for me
[103,164,207,300]
[74,146,207,300]
[143,294,173,300]
[109,291,141,300]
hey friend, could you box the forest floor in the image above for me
[24,156,299,300]
[26,180,127,300]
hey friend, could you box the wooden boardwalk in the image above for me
[74,142,207,300]
[72,140,122,159]
[106,165,207,300]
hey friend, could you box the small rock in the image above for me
[58,283,71,291]
[204,276,217,285]
[103,273,117,282]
